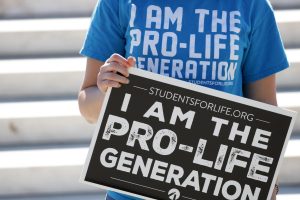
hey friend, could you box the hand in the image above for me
[271,184,279,200]
[97,53,136,93]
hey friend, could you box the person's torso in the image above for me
[109,1,262,199]
[118,0,256,97]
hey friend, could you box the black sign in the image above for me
[81,68,297,200]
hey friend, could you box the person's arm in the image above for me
[78,54,135,123]
[244,74,279,200]
[244,74,277,105]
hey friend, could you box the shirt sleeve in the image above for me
[241,4,289,84]
[80,0,126,62]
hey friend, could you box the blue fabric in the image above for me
[80,0,289,199]
[107,191,142,200]
[80,0,288,97]
[105,194,116,200]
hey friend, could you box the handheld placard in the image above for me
[80,68,297,200]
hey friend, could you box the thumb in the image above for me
[127,56,136,67]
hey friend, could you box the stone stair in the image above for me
[1,10,299,58]
[0,0,299,199]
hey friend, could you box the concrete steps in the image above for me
[0,0,97,19]
[280,139,300,185]
[0,139,299,197]
[0,147,99,197]
[0,193,106,200]
[277,92,300,134]
[0,18,89,58]
[277,49,300,91]
[0,0,299,199]
[0,10,299,58]
[0,92,298,147]
[0,48,299,101]
[278,193,300,200]
[0,57,86,101]
[0,192,298,200]
[0,0,297,20]
[0,100,94,147]
[276,10,300,48]
[271,0,300,10]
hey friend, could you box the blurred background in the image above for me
[0,0,299,199]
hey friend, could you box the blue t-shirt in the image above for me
[80,0,288,199]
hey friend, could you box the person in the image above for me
[78,0,288,199]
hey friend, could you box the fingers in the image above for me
[101,80,122,89]
[107,53,132,68]
[97,54,135,93]
[98,73,129,92]
[97,68,129,93]
[101,72,130,85]
[127,56,136,67]
[100,61,129,77]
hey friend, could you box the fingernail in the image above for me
[127,57,136,66]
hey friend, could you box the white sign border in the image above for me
[80,67,297,200]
